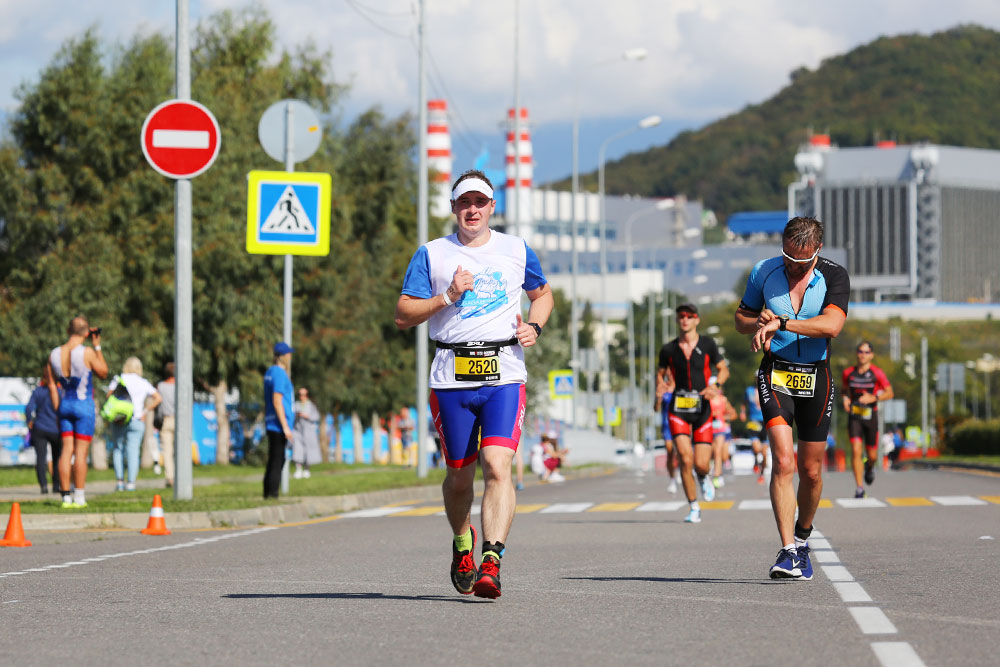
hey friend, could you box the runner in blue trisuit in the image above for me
[735,217,850,580]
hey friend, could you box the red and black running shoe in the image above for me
[472,554,502,599]
[450,526,478,595]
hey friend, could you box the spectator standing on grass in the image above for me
[156,362,177,488]
[106,357,161,492]
[50,315,108,508]
[25,362,63,494]
[292,387,321,479]
[263,342,295,498]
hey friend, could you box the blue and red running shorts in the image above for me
[430,384,526,468]
[58,398,96,441]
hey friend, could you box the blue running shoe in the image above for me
[796,544,813,580]
[684,508,701,523]
[769,548,801,579]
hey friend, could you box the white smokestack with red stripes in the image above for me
[427,99,452,218]
[505,107,533,235]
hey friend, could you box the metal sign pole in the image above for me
[173,0,194,501]
[280,101,295,495]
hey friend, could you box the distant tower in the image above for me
[505,107,533,237]
[427,100,452,218]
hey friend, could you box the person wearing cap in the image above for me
[735,216,849,581]
[395,168,553,600]
[657,303,729,524]
[263,342,295,499]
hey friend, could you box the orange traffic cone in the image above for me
[1,502,32,547]
[140,494,171,535]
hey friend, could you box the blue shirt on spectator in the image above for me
[263,365,294,433]
[25,385,60,435]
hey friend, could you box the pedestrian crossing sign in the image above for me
[548,369,574,400]
[596,406,621,427]
[246,170,331,255]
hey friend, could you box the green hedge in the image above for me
[947,419,1000,456]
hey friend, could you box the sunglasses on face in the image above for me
[677,313,697,320]
[857,350,872,355]
[782,247,820,263]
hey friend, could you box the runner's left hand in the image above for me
[515,314,538,348]
[751,319,779,352]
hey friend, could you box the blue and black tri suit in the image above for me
[739,255,850,442]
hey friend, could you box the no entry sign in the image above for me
[141,99,221,179]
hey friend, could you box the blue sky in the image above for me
[3,1,1000,185]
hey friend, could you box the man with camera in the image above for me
[49,316,108,508]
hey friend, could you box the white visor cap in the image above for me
[451,178,494,201]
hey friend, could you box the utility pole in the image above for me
[921,336,929,455]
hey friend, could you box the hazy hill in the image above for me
[572,25,1000,218]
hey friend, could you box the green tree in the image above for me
[0,8,420,465]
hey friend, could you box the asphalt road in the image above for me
[2,467,997,666]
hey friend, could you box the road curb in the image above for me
[900,460,1000,474]
[18,465,618,531]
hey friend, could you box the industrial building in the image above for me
[787,136,1000,303]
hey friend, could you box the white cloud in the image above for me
[2,0,1000,137]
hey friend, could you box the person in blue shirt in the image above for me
[735,217,850,582]
[263,342,295,499]
[25,363,63,494]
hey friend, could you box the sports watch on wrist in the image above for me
[778,315,790,331]
[528,322,542,337]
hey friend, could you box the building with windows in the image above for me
[788,137,1000,303]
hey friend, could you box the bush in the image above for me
[946,419,1000,455]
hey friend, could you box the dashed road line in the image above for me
[810,531,925,665]
[872,642,927,667]
[929,495,987,506]
[850,607,898,634]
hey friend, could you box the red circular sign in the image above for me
[141,99,221,179]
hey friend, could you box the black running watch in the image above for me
[528,322,542,337]
[778,315,790,331]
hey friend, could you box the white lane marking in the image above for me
[737,500,773,510]
[820,565,854,582]
[871,642,927,667]
[930,495,987,506]
[833,582,873,603]
[813,550,841,564]
[636,501,687,512]
[2,600,18,604]
[152,129,209,149]
[850,607,898,634]
[0,527,276,579]
[539,503,594,513]
[809,537,833,549]
[811,528,825,537]
[836,498,887,508]
[340,506,414,518]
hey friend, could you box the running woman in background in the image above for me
[654,369,679,493]
[735,217,849,580]
[741,384,769,484]
[842,341,894,498]
[709,382,736,489]
[395,170,553,599]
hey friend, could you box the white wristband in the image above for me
[441,290,453,306]
[94,346,102,351]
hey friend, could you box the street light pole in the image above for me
[597,114,661,435]
[569,47,646,430]
[623,199,674,446]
